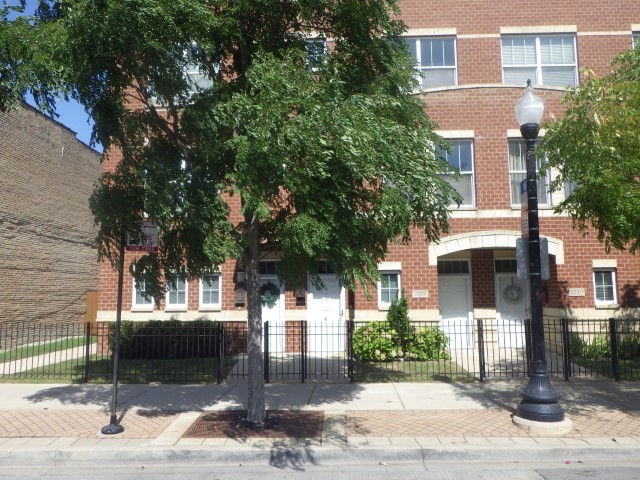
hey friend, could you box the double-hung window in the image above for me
[185,43,215,98]
[133,278,153,310]
[438,140,475,207]
[166,275,187,310]
[593,269,617,305]
[502,35,577,87]
[200,273,221,309]
[407,37,457,89]
[508,140,550,207]
[378,271,401,309]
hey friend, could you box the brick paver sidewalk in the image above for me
[1,405,639,442]
[345,408,640,438]
[0,410,180,439]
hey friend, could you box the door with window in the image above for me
[260,260,284,353]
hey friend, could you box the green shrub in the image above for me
[352,298,449,362]
[386,296,412,349]
[109,320,221,360]
[619,331,640,360]
[405,327,450,361]
[569,333,611,360]
[352,321,398,362]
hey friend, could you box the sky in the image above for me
[10,0,102,153]
[42,96,101,152]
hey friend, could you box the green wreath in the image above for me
[260,282,280,307]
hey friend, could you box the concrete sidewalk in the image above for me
[0,380,639,468]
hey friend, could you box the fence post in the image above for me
[84,322,92,383]
[524,318,532,377]
[477,319,485,382]
[301,322,307,384]
[609,318,621,381]
[561,318,571,381]
[216,322,224,384]
[263,321,270,383]
[348,320,354,383]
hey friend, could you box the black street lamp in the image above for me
[514,80,565,423]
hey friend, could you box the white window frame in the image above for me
[165,275,188,311]
[633,33,640,49]
[407,36,457,89]
[378,271,401,309]
[132,278,153,311]
[199,273,222,310]
[508,139,551,207]
[593,269,617,306]
[501,34,578,87]
[438,139,475,208]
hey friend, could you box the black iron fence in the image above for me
[1,317,639,383]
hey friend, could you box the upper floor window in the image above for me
[407,37,457,89]
[508,140,550,207]
[166,275,187,310]
[438,140,475,207]
[501,35,577,87]
[378,271,401,309]
[306,39,327,69]
[200,273,221,309]
[593,269,617,305]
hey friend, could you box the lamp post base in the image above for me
[516,400,565,423]
[101,415,124,435]
[516,367,565,423]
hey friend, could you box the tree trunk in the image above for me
[245,213,266,424]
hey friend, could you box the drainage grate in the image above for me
[182,410,324,438]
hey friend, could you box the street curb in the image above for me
[1,444,639,468]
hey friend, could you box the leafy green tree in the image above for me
[3,0,459,424]
[540,46,640,253]
[0,0,67,113]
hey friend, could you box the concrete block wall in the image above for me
[0,106,101,323]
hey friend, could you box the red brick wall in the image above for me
[96,0,640,321]
[399,0,636,34]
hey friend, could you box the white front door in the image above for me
[495,274,528,349]
[438,275,473,349]
[260,277,285,352]
[307,275,345,353]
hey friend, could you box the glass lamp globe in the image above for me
[515,80,544,127]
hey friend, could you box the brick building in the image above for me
[0,105,101,323]
[96,1,640,348]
